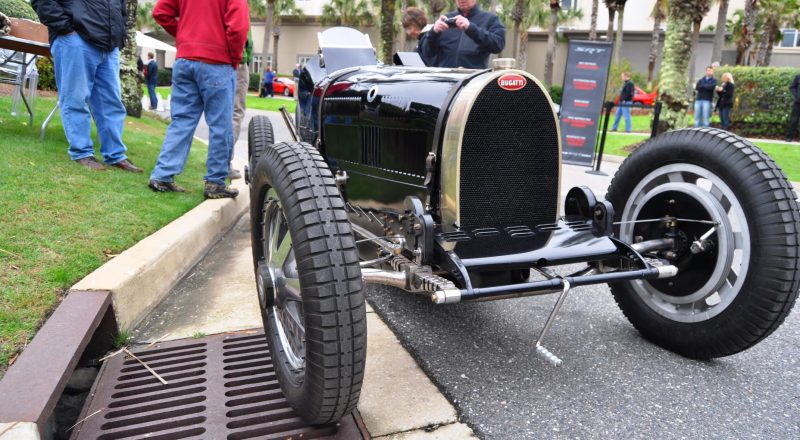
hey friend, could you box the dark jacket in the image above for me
[790,75,800,103]
[421,5,505,69]
[695,75,718,102]
[415,30,435,66]
[146,59,158,86]
[31,0,127,51]
[716,82,734,109]
[620,80,634,102]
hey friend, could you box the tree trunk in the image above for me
[511,21,520,60]
[429,0,445,23]
[518,29,529,71]
[764,24,777,66]
[657,0,694,132]
[398,0,408,52]
[544,3,559,87]
[511,0,524,60]
[380,0,396,64]
[273,30,280,73]
[260,0,275,85]
[688,19,701,96]
[589,0,598,40]
[613,4,624,65]
[736,0,758,65]
[607,7,615,42]
[711,0,729,64]
[120,0,141,117]
[647,13,662,84]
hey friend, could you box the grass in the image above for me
[145,85,297,113]
[0,93,209,376]
[601,133,800,181]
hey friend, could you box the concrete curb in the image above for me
[72,161,249,330]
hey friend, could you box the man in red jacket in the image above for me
[148,0,249,199]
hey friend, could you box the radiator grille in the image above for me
[459,79,559,229]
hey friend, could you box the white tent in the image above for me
[135,31,176,53]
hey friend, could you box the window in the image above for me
[561,0,579,10]
[297,55,313,67]
[779,29,799,47]
[251,54,273,73]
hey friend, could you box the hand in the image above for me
[454,15,470,30]
[433,15,449,33]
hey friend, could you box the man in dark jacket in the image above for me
[31,0,142,173]
[786,74,800,142]
[612,72,634,132]
[694,66,717,127]
[421,0,505,69]
[145,52,158,110]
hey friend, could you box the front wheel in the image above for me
[249,141,366,424]
[606,128,800,359]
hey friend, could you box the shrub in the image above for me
[0,0,39,21]
[548,85,562,105]
[720,66,800,137]
[157,67,171,87]
[249,73,260,92]
[36,56,56,90]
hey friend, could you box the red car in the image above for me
[272,77,295,96]
[616,86,658,106]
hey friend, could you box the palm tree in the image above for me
[754,0,800,66]
[611,0,627,65]
[545,0,560,87]
[603,0,615,42]
[542,1,582,86]
[647,0,667,84]
[260,0,275,85]
[379,0,397,63]
[136,1,157,32]
[687,0,711,86]
[736,0,758,65]
[272,0,304,73]
[321,0,374,27]
[121,0,142,117]
[711,0,730,65]
[656,0,695,131]
[589,0,599,40]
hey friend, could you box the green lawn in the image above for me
[145,85,297,113]
[602,133,800,181]
[0,94,209,375]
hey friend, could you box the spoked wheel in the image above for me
[248,138,366,424]
[606,128,800,359]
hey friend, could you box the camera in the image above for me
[444,17,457,28]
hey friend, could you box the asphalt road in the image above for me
[196,110,800,440]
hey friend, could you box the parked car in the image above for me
[272,77,295,96]
[244,27,800,426]
[615,86,658,106]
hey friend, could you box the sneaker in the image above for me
[204,182,239,199]
[149,179,186,193]
[227,166,242,180]
[75,156,106,171]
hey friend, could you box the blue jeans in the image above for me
[612,101,632,132]
[150,59,235,186]
[719,107,732,130]
[147,82,158,109]
[694,100,712,127]
[50,32,128,164]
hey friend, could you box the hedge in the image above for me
[0,0,38,21]
[549,85,562,105]
[36,56,55,90]
[249,73,260,92]
[720,66,800,137]
[157,68,171,87]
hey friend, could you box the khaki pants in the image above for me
[232,63,249,143]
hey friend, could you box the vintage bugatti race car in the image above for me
[244,28,800,425]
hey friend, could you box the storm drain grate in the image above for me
[71,330,368,440]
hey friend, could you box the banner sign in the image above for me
[559,40,614,166]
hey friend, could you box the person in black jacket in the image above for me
[402,7,434,66]
[694,66,717,127]
[30,0,142,173]
[421,0,505,69]
[145,52,159,110]
[786,74,800,142]
[715,72,735,131]
[612,72,635,133]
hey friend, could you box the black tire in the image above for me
[247,115,274,177]
[606,128,800,359]
[249,141,366,424]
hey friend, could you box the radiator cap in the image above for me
[492,58,517,71]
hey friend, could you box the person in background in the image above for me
[229,31,253,181]
[148,0,249,198]
[31,0,143,173]
[694,66,717,127]
[401,7,434,66]
[786,74,800,142]
[261,66,275,98]
[611,72,634,133]
[292,63,302,82]
[137,54,144,75]
[421,0,505,69]
[145,52,158,110]
[715,72,735,131]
